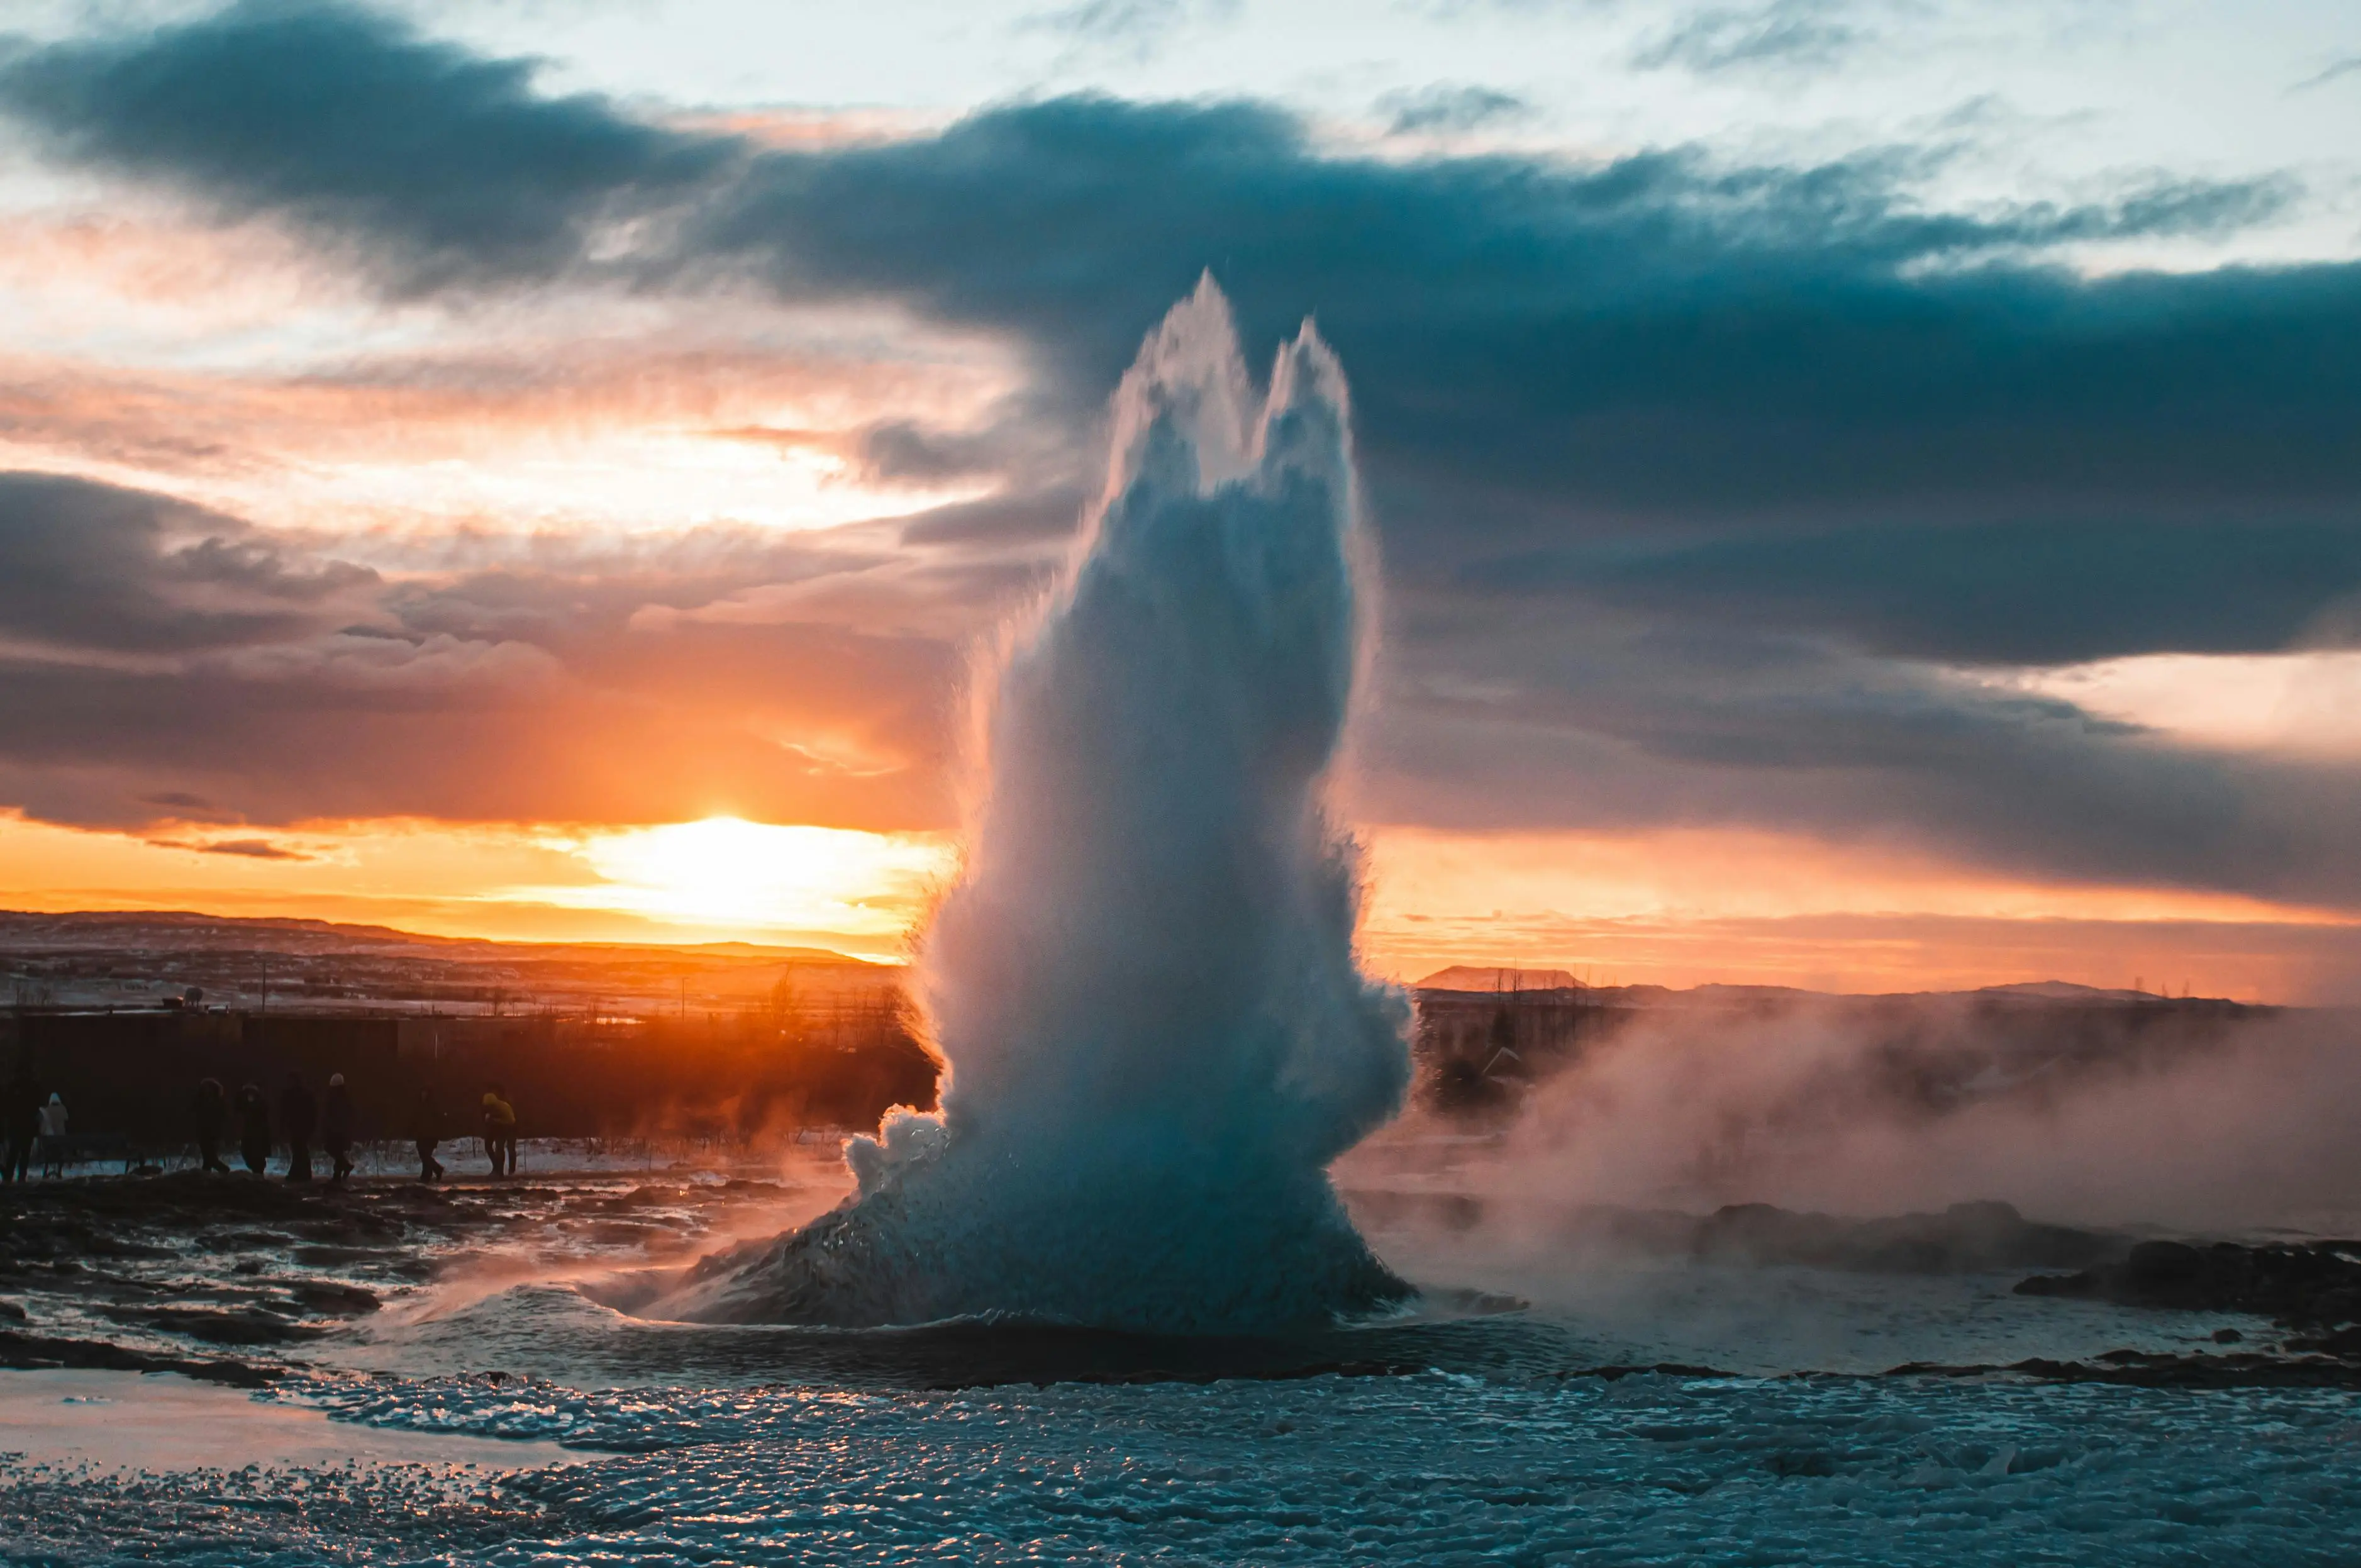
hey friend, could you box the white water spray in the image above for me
[668,279,1413,1332]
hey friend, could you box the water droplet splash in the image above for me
[663,278,1412,1332]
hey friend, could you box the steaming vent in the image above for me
[657,278,1413,1332]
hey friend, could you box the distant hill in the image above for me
[0,908,891,1018]
[1416,965,1583,993]
[1975,980,2162,1003]
[0,909,877,968]
[1412,967,2234,1008]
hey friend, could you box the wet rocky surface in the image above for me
[1690,1199,2119,1275]
[0,1172,2355,1393]
[2,1172,2359,1562]
[0,1167,826,1386]
[1348,1191,2128,1276]
[2016,1237,2361,1326]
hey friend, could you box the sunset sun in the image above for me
[550,816,954,938]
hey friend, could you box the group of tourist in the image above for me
[189,1072,358,1182]
[192,1076,521,1182]
[0,1057,523,1182]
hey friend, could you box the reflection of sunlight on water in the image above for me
[362,1166,852,1343]
[0,1369,577,1472]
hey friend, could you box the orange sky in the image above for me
[8,809,2355,1001]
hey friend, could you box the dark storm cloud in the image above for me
[3,13,2333,551]
[0,0,734,292]
[1365,608,2361,906]
[7,6,2361,908]
[690,97,2319,529]
[0,472,375,654]
[1465,517,2361,664]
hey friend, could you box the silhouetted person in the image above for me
[409,1090,444,1182]
[236,1083,270,1175]
[278,1072,316,1182]
[481,1084,517,1177]
[36,1093,68,1179]
[3,1061,38,1183]
[193,1078,231,1174]
[322,1073,354,1185]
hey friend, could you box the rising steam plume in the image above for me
[665,279,1413,1332]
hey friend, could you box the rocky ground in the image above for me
[1,1171,2358,1390]
[2016,1237,2361,1352]
[6,1172,2358,1565]
[0,1167,830,1387]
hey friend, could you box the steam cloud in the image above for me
[1373,999,2361,1238]
[665,279,1412,1331]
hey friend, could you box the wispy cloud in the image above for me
[1024,0,1239,62]
[1375,84,1532,136]
[0,1,736,295]
[147,836,316,860]
[2291,56,2361,93]
[1634,0,1867,74]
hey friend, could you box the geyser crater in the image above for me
[655,277,1414,1333]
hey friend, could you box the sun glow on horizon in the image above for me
[0,811,957,956]
[5,809,2360,999]
[526,816,956,938]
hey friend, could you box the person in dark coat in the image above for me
[193,1079,231,1174]
[321,1073,355,1184]
[236,1083,270,1174]
[409,1090,444,1182]
[481,1084,517,1177]
[278,1072,316,1182]
[3,1060,38,1184]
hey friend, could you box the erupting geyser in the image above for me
[665,279,1413,1332]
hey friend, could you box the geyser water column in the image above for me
[670,279,1413,1332]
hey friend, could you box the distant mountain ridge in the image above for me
[1413,967,2242,1008]
[0,908,875,967]
[1414,965,1582,993]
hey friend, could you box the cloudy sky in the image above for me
[1,0,2358,995]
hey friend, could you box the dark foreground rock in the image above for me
[1888,1348,2361,1389]
[0,1327,275,1387]
[1348,1191,2127,1276]
[0,1167,812,1384]
[2016,1239,2361,1327]
[1692,1200,2118,1274]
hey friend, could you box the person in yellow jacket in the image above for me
[480,1084,518,1177]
